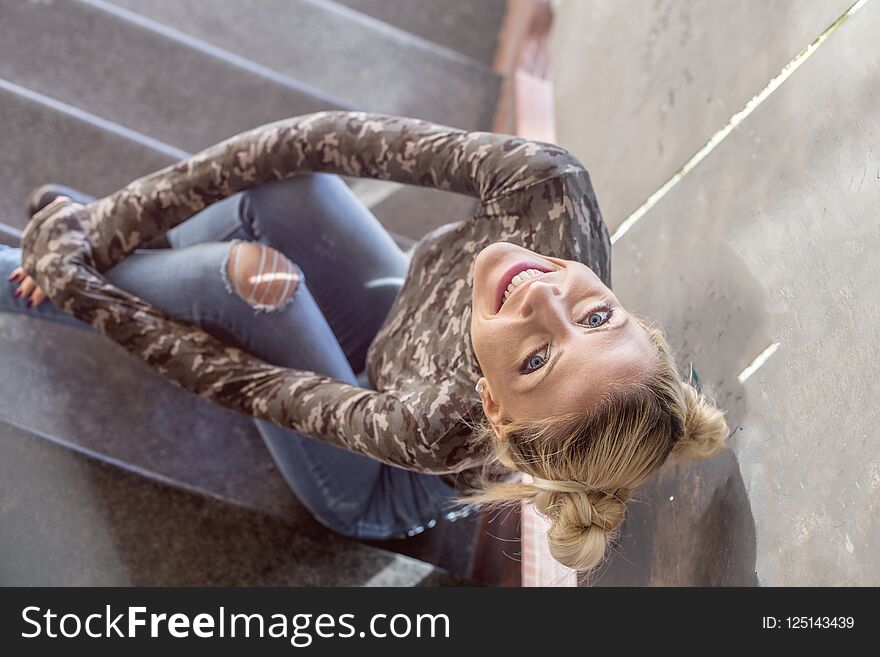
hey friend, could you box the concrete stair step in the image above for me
[0,313,310,526]
[103,0,502,132]
[0,79,415,248]
[333,0,508,67]
[0,416,467,585]
[0,223,22,248]
[0,0,353,155]
[365,184,480,242]
[0,79,181,233]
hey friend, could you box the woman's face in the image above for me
[470,241,657,432]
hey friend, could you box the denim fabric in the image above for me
[1,173,469,540]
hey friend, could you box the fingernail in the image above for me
[15,288,22,297]
[26,298,32,308]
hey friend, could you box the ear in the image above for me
[477,377,506,441]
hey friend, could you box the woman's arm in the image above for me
[80,109,584,272]
[20,198,466,473]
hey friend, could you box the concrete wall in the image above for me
[551,0,851,231]
[551,0,879,585]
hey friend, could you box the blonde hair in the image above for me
[460,314,730,574]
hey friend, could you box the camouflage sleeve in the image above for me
[20,198,458,473]
[79,109,584,272]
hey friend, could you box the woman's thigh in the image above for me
[260,425,461,540]
[164,194,247,248]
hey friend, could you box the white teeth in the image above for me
[502,269,544,304]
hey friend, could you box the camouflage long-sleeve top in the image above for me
[20,110,609,491]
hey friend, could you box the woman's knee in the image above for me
[222,241,301,313]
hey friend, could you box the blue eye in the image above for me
[518,304,614,376]
[581,307,612,327]
[520,344,550,375]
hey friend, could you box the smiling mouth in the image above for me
[494,261,554,313]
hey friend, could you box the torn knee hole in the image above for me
[225,241,300,311]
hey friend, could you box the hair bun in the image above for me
[672,382,729,460]
[532,484,629,572]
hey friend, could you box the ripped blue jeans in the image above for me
[0,173,467,540]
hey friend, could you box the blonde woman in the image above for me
[6,110,730,573]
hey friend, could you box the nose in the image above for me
[518,276,567,326]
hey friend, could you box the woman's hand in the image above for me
[11,195,87,307]
[6,265,48,307]
[19,195,92,305]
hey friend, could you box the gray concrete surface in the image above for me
[0,82,178,231]
[0,309,486,580]
[105,0,501,131]
[571,0,878,585]
[0,80,455,245]
[0,312,308,524]
[0,417,468,586]
[550,0,853,232]
[0,0,351,154]
[334,0,508,65]
[0,222,21,247]
[367,186,479,241]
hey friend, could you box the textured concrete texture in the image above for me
[550,0,853,232]
[105,0,501,132]
[0,312,307,523]
[367,186,480,242]
[0,84,177,231]
[334,0,508,65]
[558,1,879,585]
[0,0,350,154]
[0,418,468,586]
[0,222,21,247]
